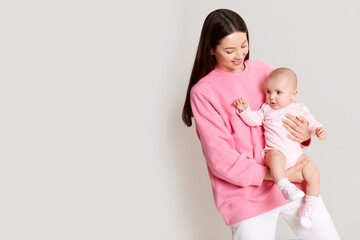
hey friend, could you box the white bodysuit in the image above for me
[237,101,322,169]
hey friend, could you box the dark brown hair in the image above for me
[182,9,250,127]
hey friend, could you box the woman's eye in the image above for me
[226,51,233,54]
[241,45,247,48]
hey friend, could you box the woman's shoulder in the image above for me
[246,60,273,70]
[191,71,218,92]
[190,75,215,99]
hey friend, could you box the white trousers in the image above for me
[230,197,340,240]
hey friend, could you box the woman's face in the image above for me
[211,31,249,73]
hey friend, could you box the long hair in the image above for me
[182,9,250,127]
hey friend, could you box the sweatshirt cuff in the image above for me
[252,164,268,186]
[301,138,311,148]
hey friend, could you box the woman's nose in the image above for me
[234,50,241,59]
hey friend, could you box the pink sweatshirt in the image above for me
[190,60,305,226]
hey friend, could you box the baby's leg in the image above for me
[297,153,321,228]
[264,150,286,183]
[265,150,305,201]
[300,154,320,197]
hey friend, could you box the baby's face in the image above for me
[265,75,297,110]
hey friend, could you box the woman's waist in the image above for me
[211,178,279,208]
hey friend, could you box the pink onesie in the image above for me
[237,101,322,169]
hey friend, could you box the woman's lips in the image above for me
[232,60,242,65]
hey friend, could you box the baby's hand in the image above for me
[315,127,326,141]
[234,97,249,113]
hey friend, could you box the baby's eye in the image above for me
[276,91,282,94]
[266,90,270,94]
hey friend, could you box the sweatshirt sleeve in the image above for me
[237,104,265,126]
[190,88,267,187]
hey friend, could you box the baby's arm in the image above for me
[233,97,265,126]
[234,97,248,113]
[298,102,325,139]
[315,127,326,141]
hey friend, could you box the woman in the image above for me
[182,9,339,239]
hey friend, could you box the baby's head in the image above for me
[265,67,298,110]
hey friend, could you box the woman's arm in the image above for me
[191,88,267,187]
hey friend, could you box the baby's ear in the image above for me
[291,89,298,100]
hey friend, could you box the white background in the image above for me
[0,0,359,239]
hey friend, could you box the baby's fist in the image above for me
[234,97,249,113]
[315,127,326,141]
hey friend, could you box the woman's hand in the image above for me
[285,158,309,183]
[282,114,311,143]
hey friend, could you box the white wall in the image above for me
[0,0,358,239]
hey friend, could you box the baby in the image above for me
[234,67,326,228]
